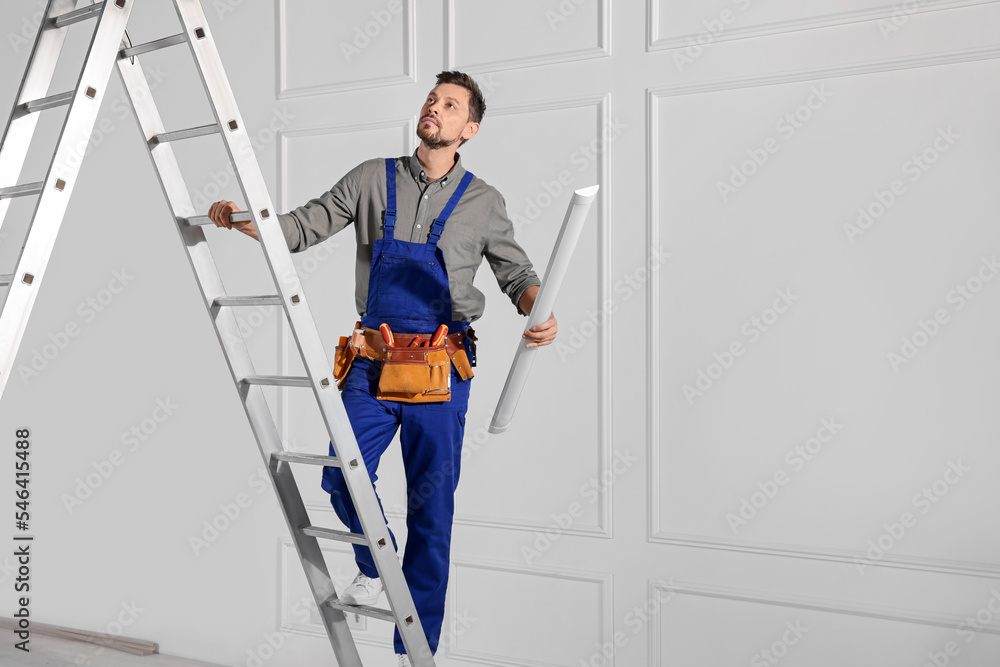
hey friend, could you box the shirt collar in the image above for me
[406,149,466,188]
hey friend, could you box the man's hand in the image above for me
[208,200,259,240]
[518,285,558,348]
[523,312,557,348]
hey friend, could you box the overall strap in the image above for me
[428,170,475,246]
[382,158,397,240]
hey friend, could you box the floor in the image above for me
[0,632,225,667]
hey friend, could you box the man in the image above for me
[208,71,557,665]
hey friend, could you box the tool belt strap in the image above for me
[355,327,466,360]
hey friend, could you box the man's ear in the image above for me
[462,121,480,143]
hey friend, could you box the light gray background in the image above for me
[2,0,1000,665]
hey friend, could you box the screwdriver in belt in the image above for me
[414,324,449,348]
[379,323,394,347]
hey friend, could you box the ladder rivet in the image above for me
[54,179,66,191]
[320,378,329,387]
[85,87,97,99]
[405,616,414,626]
[228,120,238,131]
[260,208,270,219]
[22,273,34,286]
[195,27,206,39]
[349,459,359,469]
[291,294,300,304]
[377,538,386,548]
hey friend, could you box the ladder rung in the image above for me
[22,91,75,114]
[0,275,11,287]
[213,295,283,307]
[323,596,397,624]
[120,33,187,59]
[272,452,343,467]
[185,211,252,226]
[302,526,368,545]
[241,375,311,387]
[0,182,44,200]
[51,2,106,28]
[272,452,343,468]
[150,124,220,146]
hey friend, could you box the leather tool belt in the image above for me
[332,321,475,403]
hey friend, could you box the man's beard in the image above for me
[417,123,460,149]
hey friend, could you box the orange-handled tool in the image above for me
[430,324,448,347]
[379,323,394,347]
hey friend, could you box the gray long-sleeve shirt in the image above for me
[277,151,540,322]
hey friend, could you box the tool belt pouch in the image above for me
[333,335,357,391]
[377,345,451,403]
[450,347,474,381]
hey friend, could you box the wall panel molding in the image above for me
[645,46,1000,578]
[448,556,613,667]
[446,0,611,73]
[276,0,416,99]
[649,578,1000,665]
[276,116,414,477]
[443,93,614,537]
[647,0,1000,51]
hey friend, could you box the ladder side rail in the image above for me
[0,0,134,399]
[110,40,365,667]
[0,0,77,237]
[170,2,436,663]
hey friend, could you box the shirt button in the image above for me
[424,195,428,199]
[417,224,421,228]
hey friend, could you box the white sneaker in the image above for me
[396,653,411,667]
[340,570,383,606]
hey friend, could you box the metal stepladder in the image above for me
[0,1,436,664]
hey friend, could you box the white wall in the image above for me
[2,0,1000,665]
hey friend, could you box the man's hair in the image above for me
[435,70,486,124]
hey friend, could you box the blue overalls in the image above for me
[321,158,475,655]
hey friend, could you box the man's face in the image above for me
[417,83,478,149]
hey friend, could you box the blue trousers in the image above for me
[321,356,471,655]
